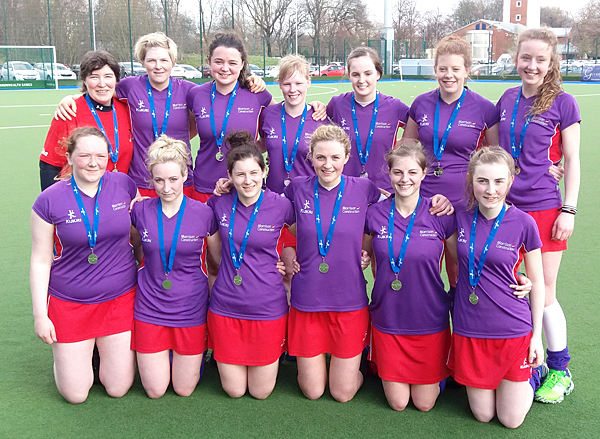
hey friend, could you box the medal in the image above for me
[433,88,465,176]
[157,196,187,292]
[509,86,532,171]
[210,81,238,164]
[229,190,264,286]
[85,94,120,170]
[71,175,103,268]
[281,103,308,184]
[469,291,479,305]
[388,196,421,291]
[146,77,173,140]
[284,177,291,187]
[360,171,369,178]
[351,92,379,178]
[314,177,345,275]
[112,167,119,172]
[468,204,506,306]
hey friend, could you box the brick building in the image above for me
[450,20,526,62]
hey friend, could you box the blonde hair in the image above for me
[516,27,562,116]
[386,139,427,171]
[146,135,190,178]
[278,54,310,82]
[135,32,177,64]
[435,35,472,70]
[466,146,515,209]
[309,125,351,156]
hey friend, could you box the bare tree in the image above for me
[242,0,293,57]
[450,0,503,28]
[573,0,600,57]
[540,6,571,28]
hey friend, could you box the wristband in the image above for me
[517,271,526,278]
[560,205,577,215]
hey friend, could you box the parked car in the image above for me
[309,64,345,77]
[33,63,77,80]
[248,64,264,77]
[0,61,41,81]
[470,63,495,76]
[171,64,202,79]
[118,61,146,77]
[197,65,212,78]
[71,64,81,79]
[266,65,279,78]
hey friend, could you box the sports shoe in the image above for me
[534,368,574,403]
[533,363,549,382]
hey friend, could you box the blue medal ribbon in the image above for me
[510,86,533,161]
[388,196,421,277]
[280,103,308,176]
[146,77,173,140]
[210,81,239,152]
[229,190,264,277]
[70,175,103,254]
[433,88,466,165]
[157,196,187,280]
[468,204,507,292]
[84,94,119,168]
[314,176,345,260]
[351,93,379,172]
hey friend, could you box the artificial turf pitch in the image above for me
[1,80,599,438]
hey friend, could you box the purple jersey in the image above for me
[327,92,409,191]
[187,82,272,193]
[497,88,581,211]
[131,197,217,327]
[284,175,381,312]
[409,88,499,206]
[259,103,327,194]
[32,171,137,304]
[453,206,542,339]
[365,197,456,335]
[207,189,295,320]
[116,75,195,189]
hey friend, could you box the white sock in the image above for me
[543,301,567,351]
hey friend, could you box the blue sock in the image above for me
[546,347,570,371]
[439,378,447,395]
[529,368,542,392]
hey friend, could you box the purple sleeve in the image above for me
[365,204,376,235]
[258,109,266,138]
[326,95,339,119]
[32,192,52,224]
[258,89,273,107]
[282,197,296,226]
[115,77,132,100]
[434,212,457,240]
[130,200,142,229]
[408,97,419,122]
[559,93,581,130]
[283,180,295,203]
[522,213,543,252]
[206,194,217,211]
[366,180,381,205]
[482,97,500,127]
[395,99,410,125]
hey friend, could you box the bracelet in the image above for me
[517,271,526,278]
[560,205,577,215]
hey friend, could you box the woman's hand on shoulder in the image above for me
[34,315,57,345]
[248,75,266,93]
[309,101,327,121]
[54,94,79,121]
[429,194,454,216]
[213,178,233,197]
[129,195,150,212]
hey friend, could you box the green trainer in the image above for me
[534,368,574,404]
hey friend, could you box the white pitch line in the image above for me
[0,104,59,108]
[0,124,50,130]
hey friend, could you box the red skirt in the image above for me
[369,325,452,385]
[207,310,288,366]
[276,225,297,255]
[48,286,135,343]
[131,319,207,355]
[449,333,532,389]
[191,189,212,204]
[288,306,369,358]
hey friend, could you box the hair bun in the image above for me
[225,131,254,150]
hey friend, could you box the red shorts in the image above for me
[288,306,370,358]
[191,189,212,204]
[369,325,452,385]
[527,208,568,252]
[276,225,297,255]
[131,319,207,355]
[449,333,532,389]
[138,186,194,198]
[48,286,135,343]
[207,310,288,366]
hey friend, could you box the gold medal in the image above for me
[162,279,173,290]
[88,253,98,264]
[215,151,224,162]
[434,167,444,177]
[391,280,402,290]
[234,275,242,286]
[469,292,479,305]
[319,262,329,273]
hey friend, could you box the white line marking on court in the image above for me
[0,124,50,130]
[572,93,600,97]
[40,114,51,116]
[270,85,339,100]
[0,104,58,108]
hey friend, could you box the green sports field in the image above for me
[1,80,599,438]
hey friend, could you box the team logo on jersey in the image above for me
[531,116,550,127]
[519,357,530,370]
[457,227,467,243]
[219,213,229,227]
[181,234,200,242]
[238,107,254,114]
[457,120,476,128]
[111,201,127,211]
[419,229,438,238]
[500,109,506,121]
[136,100,149,113]
[377,225,389,240]
[267,127,278,139]
[342,206,360,214]
[257,224,277,232]
[340,118,347,127]
[375,122,391,129]
[300,200,313,215]
[419,114,429,127]
[41,148,48,157]
[141,228,151,243]
[65,209,81,224]
[199,107,209,119]
[496,240,517,251]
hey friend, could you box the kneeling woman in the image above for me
[206,132,295,399]
[363,140,456,411]
[130,136,218,398]
[449,146,544,428]
[30,127,137,403]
